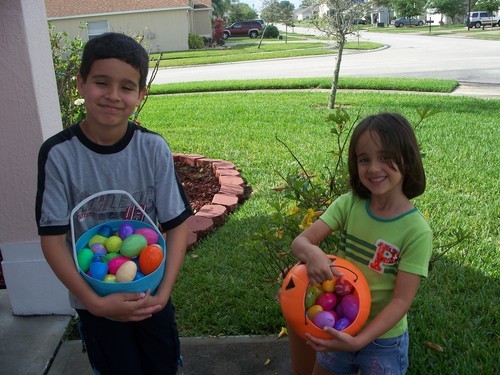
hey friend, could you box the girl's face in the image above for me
[355,130,404,200]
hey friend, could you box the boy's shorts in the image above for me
[77,299,180,375]
[316,329,409,375]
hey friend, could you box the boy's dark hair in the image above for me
[79,33,149,90]
[348,112,426,200]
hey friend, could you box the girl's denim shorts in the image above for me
[317,329,409,375]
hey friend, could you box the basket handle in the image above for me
[70,190,159,266]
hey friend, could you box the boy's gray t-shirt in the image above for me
[36,121,192,308]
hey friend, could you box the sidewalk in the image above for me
[0,290,291,375]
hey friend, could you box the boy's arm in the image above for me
[149,220,188,307]
[41,235,162,321]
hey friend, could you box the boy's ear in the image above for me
[76,73,85,96]
[136,87,147,105]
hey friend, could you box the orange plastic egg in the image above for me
[280,255,371,341]
[139,245,164,275]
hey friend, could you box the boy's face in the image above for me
[77,58,146,131]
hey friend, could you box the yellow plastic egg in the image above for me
[115,261,137,282]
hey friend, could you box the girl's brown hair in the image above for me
[348,113,426,199]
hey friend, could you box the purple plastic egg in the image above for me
[118,223,135,240]
[333,317,352,331]
[341,294,360,321]
[90,243,107,256]
[311,311,336,329]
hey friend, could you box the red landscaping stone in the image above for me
[179,154,205,166]
[186,215,214,239]
[219,184,245,200]
[196,158,222,168]
[215,168,240,177]
[212,161,235,173]
[212,194,239,213]
[219,175,245,187]
[196,204,227,227]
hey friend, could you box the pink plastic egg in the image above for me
[316,292,337,311]
[108,256,130,275]
[134,228,159,245]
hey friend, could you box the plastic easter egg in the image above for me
[116,261,137,282]
[306,305,323,320]
[103,274,116,283]
[106,252,120,262]
[334,317,352,331]
[118,223,135,240]
[312,311,336,330]
[90,262,108,281]
[88,234,107,247]
[120,234,147,258]
[342,294,360,321]
[139,245,164,275]
[316,292,337,311]
[97,225,114,238]
[305,287,319,309]
[134,228,159,245]
[77,248,94,273]
[335,277,354,296]
[108,256,130,275]
[105,236,122,253]
[322,279,336,293]
[280,255,371,340]
[90,243,107,256]
[134,271,145,281]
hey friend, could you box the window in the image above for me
[87,21,109,39]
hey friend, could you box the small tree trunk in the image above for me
[328,36,345,109]
[258,25,268,49]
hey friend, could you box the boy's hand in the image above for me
[89,290,163,322]
[305,328,361,352]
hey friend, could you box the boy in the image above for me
[36,33,192,374]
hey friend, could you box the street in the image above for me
[152,30,500,86]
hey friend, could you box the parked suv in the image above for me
[222,21,263,39]
[466,11,500,28]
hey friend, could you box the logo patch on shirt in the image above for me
[369,240,400,273]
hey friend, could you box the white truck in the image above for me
[466,11,500,28]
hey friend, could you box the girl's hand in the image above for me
[305,327,362,352]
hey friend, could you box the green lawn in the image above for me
[138,82,499,374]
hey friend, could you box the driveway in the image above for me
[152,30,500,86]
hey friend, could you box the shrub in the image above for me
[263,25,280,38]
[188,33,205,49]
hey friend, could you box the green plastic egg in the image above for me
[88,234,107,247]
[120,234,147,258]
[77,248,94,272]
[105,235,122,253]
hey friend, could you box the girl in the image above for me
[290,112,432,374]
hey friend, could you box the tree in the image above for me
[212,0,230,18]
[307,0,368,108]
[392,0,427,18]
[280,1,296,42]
[475,0,500,13]
[226,3,258,24]
[260,0,295,45]
[428,0,468,23]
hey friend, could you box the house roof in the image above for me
[45,0,211,18]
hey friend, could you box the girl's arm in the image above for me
[291,219,342,284]
[305,270,421,352]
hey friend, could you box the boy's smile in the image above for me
[77,58,146,144]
